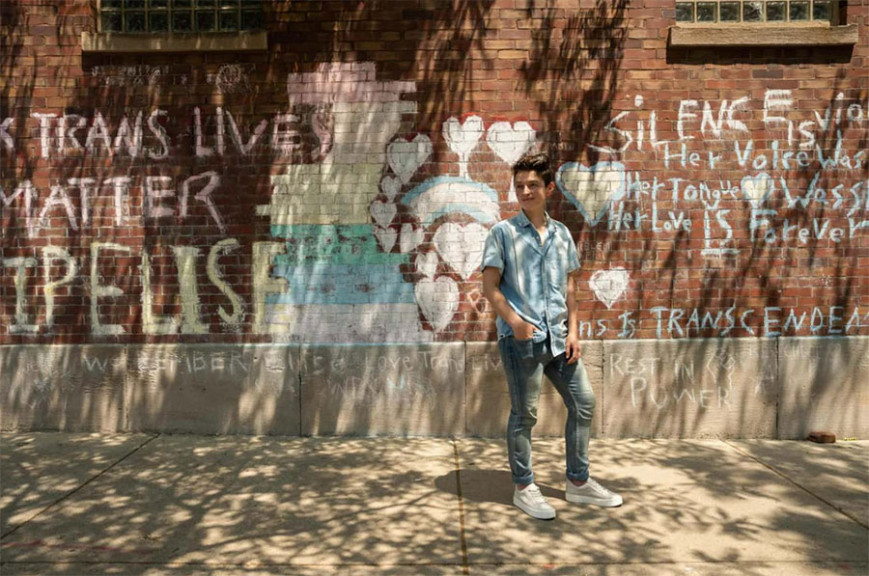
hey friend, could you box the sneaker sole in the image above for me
[513,496,557,520]
[565,493,623,507]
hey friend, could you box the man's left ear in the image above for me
[546,181,557,196]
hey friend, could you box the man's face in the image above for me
[514,170,552,213]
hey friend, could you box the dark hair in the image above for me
[512,152,554,186]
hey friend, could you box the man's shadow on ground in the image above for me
[434,469,564,504]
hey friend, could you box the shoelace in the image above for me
[525,485,548,505]
[586,478,613,495]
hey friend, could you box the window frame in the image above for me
[673,0,839,26]
[82,0,268,53]
[669,0,858,47]
[668,23,858,46]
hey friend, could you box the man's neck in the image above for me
[523,208,547,229]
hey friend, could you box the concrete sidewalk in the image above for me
[0,434,866,575]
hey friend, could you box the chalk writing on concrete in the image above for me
[323,375,437,405]
[468,354,503,372]
[135,350,252,375]
[609,353,736,411]
[303,349,459,404]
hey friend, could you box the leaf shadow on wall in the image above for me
[1,1,866,445]
[729,76,867,442]
[1,1,39,251]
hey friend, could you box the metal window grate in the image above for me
[675,0,832,23]
[100,0,262,33]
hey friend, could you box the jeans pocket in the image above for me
[513,337,535,361]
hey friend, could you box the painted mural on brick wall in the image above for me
[2,62,868,341]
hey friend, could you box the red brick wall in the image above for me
[2,0,867,345]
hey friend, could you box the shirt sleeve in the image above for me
[481,226,504,272]
[566,229,581,274]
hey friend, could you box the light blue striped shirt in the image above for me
[481,210,581,357]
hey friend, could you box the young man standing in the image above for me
[481,152,622,520]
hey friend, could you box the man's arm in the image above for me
[565,272,581,363]
[482,266,535,340]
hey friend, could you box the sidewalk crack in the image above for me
[452,439,471,575]
[1,433,161,541]
[724,440,868,530]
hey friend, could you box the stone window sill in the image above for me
[81,31,268,53]
[669,24,858,47]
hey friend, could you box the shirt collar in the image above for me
[516,210,551,229]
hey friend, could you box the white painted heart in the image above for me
[741,173,774,208]
[487,121,536,201]
[556,162,626,225]
[415,276,459,332]
[400,223,424,253]
[369,200,396,228]
[444,116,484,158]
[380,176,402,202]
[375,226,397,253]
[387,134,432,184]
[415,251,439,279]
[486,121,536,165]
[432,222,488,280]
[589,268,629,309]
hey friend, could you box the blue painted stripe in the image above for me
[400,175,499,204]
[269,263,416,305]
[270,224,409,266]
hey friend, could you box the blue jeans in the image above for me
[498,336,596,486]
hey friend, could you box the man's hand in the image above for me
[483,267,536,342]
[511,320,536,340]
[565,334,582,364]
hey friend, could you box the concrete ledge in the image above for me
[777,336,869,440]
[0,345,126,432]
[126,345,300,435]
[669,24,858,47]
[602,339,779,438]
[2,337,867,438]
[300,344,465,436]
[81,31,268,53]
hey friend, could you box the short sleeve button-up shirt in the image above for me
[481,210,581,357]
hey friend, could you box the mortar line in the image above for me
[1,433,161,541]
[723,440,868,530]
[451,439,471,576]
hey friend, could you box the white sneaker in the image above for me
[513,483,556,520]
[565,477,623,507]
